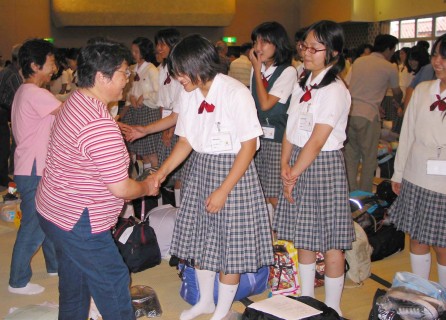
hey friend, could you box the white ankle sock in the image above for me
[174,188,181,207]
[210,281,239,320]
[437,263,446,288]
[410,252,431,279]
[8,282,45,295]
[324,275,344,317]
[298,262,315,298]
[180,269,216,320]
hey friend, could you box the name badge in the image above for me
[427,159,446,175]
[298,112,313,132]
[262,126,275,140]
[162,109,172,118]
[211,132,233,152]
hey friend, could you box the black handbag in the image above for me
[113,215,161,273]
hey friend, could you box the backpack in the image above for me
[345,221,373,285]
[269,240,301,296]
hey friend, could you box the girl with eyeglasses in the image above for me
[273,20,354,317]
[248,21,297,219]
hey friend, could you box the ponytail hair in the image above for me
[299,20,345,90]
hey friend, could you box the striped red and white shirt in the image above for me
[36,90,130,233]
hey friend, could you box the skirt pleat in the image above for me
[274,146,354,252]
[127,106,161,155]
[170,153,274,274]
[389,179,446,247]
[254,139,282,198]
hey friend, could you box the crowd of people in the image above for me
[0,18,444,320]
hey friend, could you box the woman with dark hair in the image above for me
[274,20,354,316]
[123,37,160,173]
[35,40,157,319]
[389,33,446,289]
[249,21,296,217]
[150,34,273,320]
[9,38,60,296]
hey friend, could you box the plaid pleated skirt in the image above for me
[274,146,355,252]
[389,179,446,247]
[254,139,282,198]
[169,153,274,274]
[157,134,181,183]
[127,106,161,155]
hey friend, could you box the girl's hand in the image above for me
[283,181,297,204]
[281,164,297,186]
[130,95,137,107]
[137,95,144,107]
[248,48,262,71]
[391,181,401,195]
[161,130,173,147]
[205,188,228,213]
[121,124,147,142]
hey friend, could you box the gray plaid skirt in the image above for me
[273,146,354,252]
[389,179,446,247]
[254,139,282,198]
[127,106,161,155]
[158,134,181,184]
[170,153,274,274]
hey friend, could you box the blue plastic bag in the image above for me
[179,263,269,305]
[392,271,446,302]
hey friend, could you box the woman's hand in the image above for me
[391,181,401,195]
[205,188,229,213]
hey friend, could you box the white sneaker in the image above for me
[8,283,45,295]
[48,272,58,276]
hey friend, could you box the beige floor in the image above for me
[0,183,440,320]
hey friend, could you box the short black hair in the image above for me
[155,28,181,48]
[65,48,80,61]
[132,37,156,64]
[251,21,293,66]
[373,34,399,53]
[167,34,224,85]
[432,33,446,57]
[19,39,56,79]
[240,42,253,54]
[77,40,131,88]
[294,28,307,42]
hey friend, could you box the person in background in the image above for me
[344,34,402,192]
[0,44,22,191]
[215,40,231,75]
[9,39,60,295]
[228,42,252,87]
[274,20,354,316]
[150,34,273,320]
[123,37,160,174]
[36,40,158,319]
[249,21,296,218]
[389,33,446,289]
[154,28,184,206]
[65,47,79,93]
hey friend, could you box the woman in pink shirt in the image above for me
[9,39,61,296]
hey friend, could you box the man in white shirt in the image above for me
[228,42,252,87]
[344,34,403,192]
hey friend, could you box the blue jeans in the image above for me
[38,208,135,320]
[9,162,58,287]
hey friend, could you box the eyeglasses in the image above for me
[117,69,131,78]
[299,44,326,54]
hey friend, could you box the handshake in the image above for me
[136,167,166,197]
